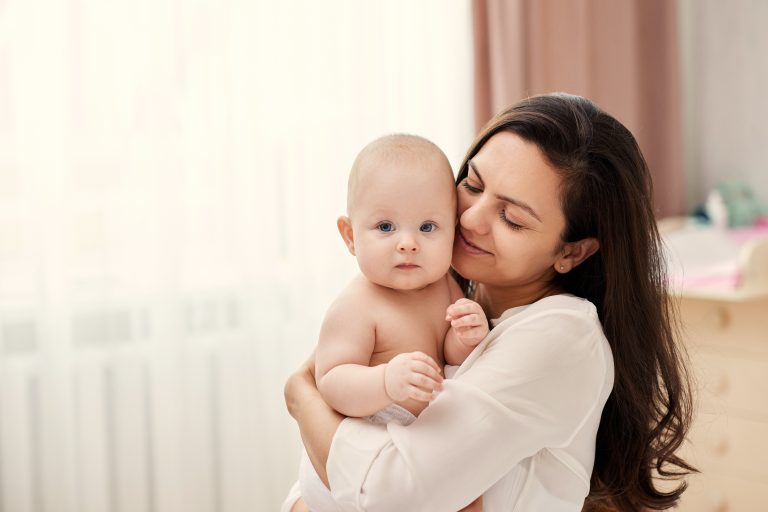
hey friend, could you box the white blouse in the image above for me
[326,294,614,511]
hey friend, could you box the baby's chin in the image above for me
[364,269,450,292]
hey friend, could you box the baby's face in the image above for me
[347,155,456,291]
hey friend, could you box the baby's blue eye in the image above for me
[377,222,394,232]
[420,223,436,233]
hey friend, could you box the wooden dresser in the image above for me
[670,228,768,511]
[676,294,768,511]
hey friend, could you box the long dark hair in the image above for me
[453,93,696,511]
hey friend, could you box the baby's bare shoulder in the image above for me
[324,275,383,323]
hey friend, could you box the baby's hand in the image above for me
[384,352,444,403]
[446,298,489,348]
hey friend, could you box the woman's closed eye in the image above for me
[461,180,482,194]
[499,211,524,231]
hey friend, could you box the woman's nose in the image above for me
[459,199,491,235]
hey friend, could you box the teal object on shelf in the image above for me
[705,180,768,228]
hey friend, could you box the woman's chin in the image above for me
[451,254,481,282]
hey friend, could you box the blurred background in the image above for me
[1,1,766,511]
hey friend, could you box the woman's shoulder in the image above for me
[455,293,614,418]
[487,294,610,371]
[494,294,599,329]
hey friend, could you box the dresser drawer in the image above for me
[679,297,768,350]
[674,296,768,511]
[691,350,768,418]
[678,471,768,512]
[683,412,768,481]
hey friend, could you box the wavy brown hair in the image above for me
[452,93,696,511]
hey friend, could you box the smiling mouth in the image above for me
[458,231,492,255]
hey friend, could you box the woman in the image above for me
[284,94,695,511]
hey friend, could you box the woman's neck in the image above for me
[475,282,563,319]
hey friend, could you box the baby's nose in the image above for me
[397,237,419,252]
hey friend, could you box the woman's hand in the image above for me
[284,350,319,419]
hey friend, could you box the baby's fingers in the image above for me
[412,360,444,385]
[408,351,442,375]
[456,326,488,346]
[451,313,484,329]
[455,324,488,336]
[408,372,443,392]
[407,385,436,403]
[446,301,483,320]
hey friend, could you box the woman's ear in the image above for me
[555,238,599,273]
[337,216,356,255]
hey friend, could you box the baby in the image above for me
[296,134,488,512]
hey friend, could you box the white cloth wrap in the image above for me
[288,404,416,512]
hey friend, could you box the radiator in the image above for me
[0,291,302,512]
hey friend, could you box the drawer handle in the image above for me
[711,434,729,455]
[712,372,729,396]
[712,306,730,330]
[708,490,728,512]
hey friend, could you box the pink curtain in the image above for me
[473,0,683,217]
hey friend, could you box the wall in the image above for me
[680,0,768,211]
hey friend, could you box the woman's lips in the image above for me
[458,231,491,255]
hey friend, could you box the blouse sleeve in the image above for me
[326,307,611,512]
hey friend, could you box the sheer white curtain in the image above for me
[0,1,474,510]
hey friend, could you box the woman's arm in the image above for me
[325,304,612,511]
[284,352,343,487]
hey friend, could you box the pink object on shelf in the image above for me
[726,224,768,244]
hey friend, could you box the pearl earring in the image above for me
[559,265,565,271]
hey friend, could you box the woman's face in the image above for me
[452,131,567,298]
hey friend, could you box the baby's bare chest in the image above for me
[369,293,450,367]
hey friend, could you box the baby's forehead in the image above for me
[357,207,453,228]
[354,181,456,224]
[350,165,455,210]
[347,135,455,214]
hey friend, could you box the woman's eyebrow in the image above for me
[468,160,485,185]
[467,160,542,223]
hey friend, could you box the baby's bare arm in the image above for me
[315,294,392,417]
[316,287,444,417]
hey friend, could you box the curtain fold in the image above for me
[473,0,683,216]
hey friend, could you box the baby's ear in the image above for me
[337,216,356,255]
